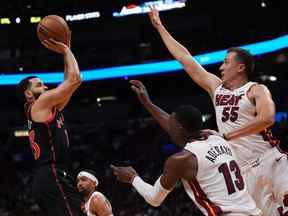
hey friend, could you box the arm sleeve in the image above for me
[132,176,171,207]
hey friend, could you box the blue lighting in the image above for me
[1,35,288,85]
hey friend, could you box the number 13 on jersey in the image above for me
[218,160,245,195]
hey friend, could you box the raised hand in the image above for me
[148,6,162,28]
[110,165,138,184]
[42,38,70,55]
[130,80,152,106]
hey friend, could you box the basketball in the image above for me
[37,15,70,46]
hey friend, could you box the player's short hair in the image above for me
[227,47,255,76]
[174,105,203,133]
[16,76,38,104]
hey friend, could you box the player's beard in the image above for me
[78,188,90,198]
[33,92,42,99]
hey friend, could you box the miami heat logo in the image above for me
[215,94,244,122]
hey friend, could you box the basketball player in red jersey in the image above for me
[16,37,83,216]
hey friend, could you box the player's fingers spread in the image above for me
[148,11,152,17]
[111,164,122,173]
[130,80,140,86]
[131,80,143,86]
[140,89,145,94]
[42,40,50,48]
[47,38,55,43]
[129,80,136,85]
[131,86,138,92]
[42,43,49,49]
[131,80,145,90]
[43,41,55,49]
[48,38,60,45]
[110,164,116,172]
[113,170,118,175]
[137,81,145,88]
[129,79,137,83]
[41,40,48,46]
[42,39,50,44]
[148,5,153,13]
[111,169,119,176]
[110,164,117,170]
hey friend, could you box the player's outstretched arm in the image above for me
[111,164,171,207]
[33,38,81,112]
[56,31,81,111]
[111,151,195,207]
[130,80,170,132]
[148,7,221,98]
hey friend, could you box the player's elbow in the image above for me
[68,72,82,86]
[145,194,164,207]
[74,76,82,86]
[267,116,275,126]
[147,199,161,207]
[263,114,275,127]
[150,203,161,207]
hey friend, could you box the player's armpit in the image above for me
[33,79,81,111]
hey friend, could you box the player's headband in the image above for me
[77,171,99,186]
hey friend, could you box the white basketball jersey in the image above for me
[183,135,261,216]
[85,191,113,216]
[213,82,275,167]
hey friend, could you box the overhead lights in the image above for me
[0,18,11,24]
[113,0,186,17]
[65,12,100,21]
